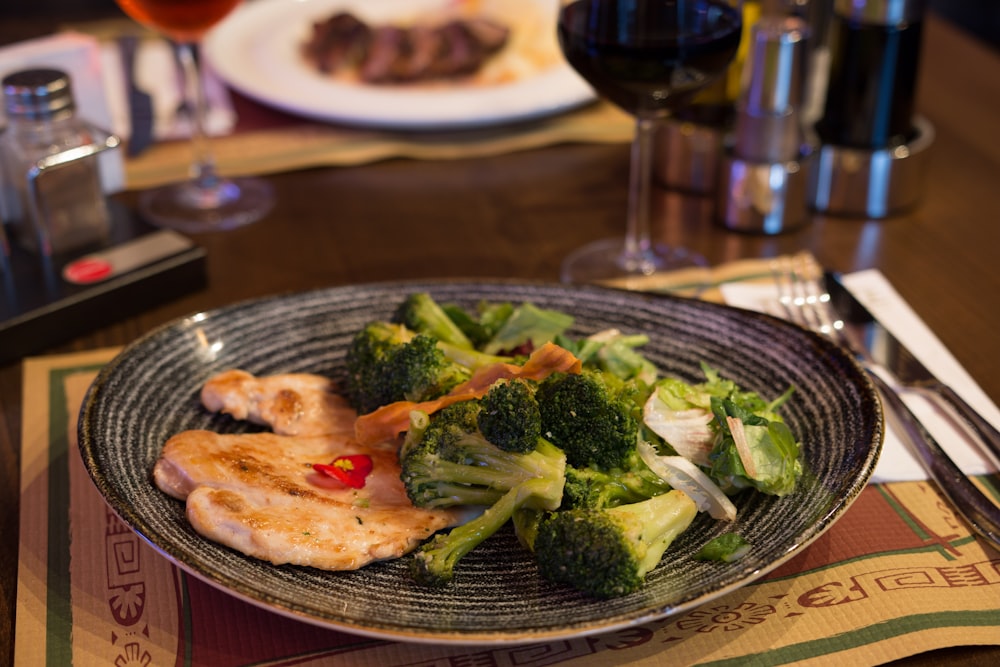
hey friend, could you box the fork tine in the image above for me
[770,256,799,322]
[771,253,843,339]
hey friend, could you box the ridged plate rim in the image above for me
[77,278,883,645]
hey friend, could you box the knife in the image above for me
[118,35,155,158]
[824,271,1000,467]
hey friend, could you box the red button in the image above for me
[63,257,113,284]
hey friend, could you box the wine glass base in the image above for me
[138,176,275,234]
[560,237,710,294]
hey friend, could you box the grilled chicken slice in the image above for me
[154,430,461,570]
[156,369,463,570]
[200,369,351,437]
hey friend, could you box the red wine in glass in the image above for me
[557,0,743,288]
[116,0,242,42]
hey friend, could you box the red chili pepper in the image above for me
[313,454,373,489]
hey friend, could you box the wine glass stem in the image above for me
[175,40,220,191]
[623,116,657,273]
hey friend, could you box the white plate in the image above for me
[202,0,596,130]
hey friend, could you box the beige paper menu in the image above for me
[16,349,1000,666]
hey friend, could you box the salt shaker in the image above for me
[0,68,117,256]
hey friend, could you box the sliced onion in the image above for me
[726,415,757,478]
[642,393,715,466]
[637,441,737,521]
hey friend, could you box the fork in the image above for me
[772,253,1000,551]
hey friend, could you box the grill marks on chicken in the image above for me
[302,11,511,84]
[154,430,458,570]
[154,370,461,570]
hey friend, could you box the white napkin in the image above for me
[721,269,1000,483]
[99,36,236,144]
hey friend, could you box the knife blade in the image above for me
[824,271,1000,467]
[118,35,155,158]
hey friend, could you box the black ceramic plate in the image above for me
[78,280,882,644]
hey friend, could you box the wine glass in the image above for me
[557,0,743,287]
[114,0,274,232]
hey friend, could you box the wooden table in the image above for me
[1,10,998,667]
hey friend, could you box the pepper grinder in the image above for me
[715,14,813,234]
[809,0,933,218]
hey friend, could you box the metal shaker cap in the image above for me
[2,68,75,120]
[741,15,809,117]
[833,0,926,26]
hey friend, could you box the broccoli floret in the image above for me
[343,319,513,414]
[477,378,541,454]
[536,370,640,470]
[400,403,566,585]
[534,490,697,598]
[344,322,471,414]
[561,458,671,510]
[392,292,474,349]
[400,403,565,509]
